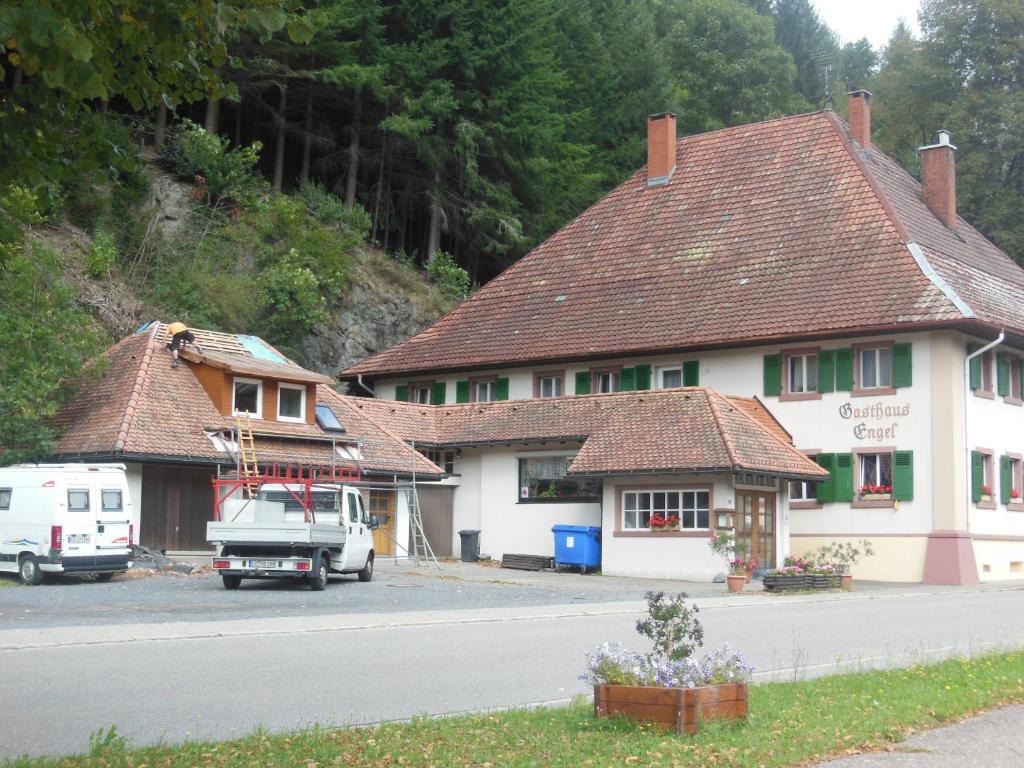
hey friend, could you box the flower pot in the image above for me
[840,573,853,591]
[594,683,748,735]
[860,493,891,501]
[726,574,746,593]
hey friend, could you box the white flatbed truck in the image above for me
[207,482,377,590]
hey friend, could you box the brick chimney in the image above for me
[847,90,872,148]
[918,130,958,228]
[647,112,677,187]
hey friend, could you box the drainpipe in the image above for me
[964,331,1004,533]
[357,375,376,397]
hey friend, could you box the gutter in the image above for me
[965,331,1004,533]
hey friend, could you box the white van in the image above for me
[0,464,134,585]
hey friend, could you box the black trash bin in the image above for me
[458,529,481,563]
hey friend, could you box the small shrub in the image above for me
[165,120,264,205]
[427,250,470,300]
[260,248,328,337]
[87,231,118,278]
[635,591,704,662]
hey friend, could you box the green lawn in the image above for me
[7,652,1024,768]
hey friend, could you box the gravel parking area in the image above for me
[0,558,1008,631]
[0,559,717,630]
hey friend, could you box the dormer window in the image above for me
[233,377,263,418]
[277,382,306,422]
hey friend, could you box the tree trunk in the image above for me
[234,94,243,146]
[372,133,387,242]
[155,102,168,150]
[427,170,442,263]
[344,98,362,210]
[204,98,220,134]
[272,83,288,194]
[300,88,313,184]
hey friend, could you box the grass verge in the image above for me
[6,652,1024,768]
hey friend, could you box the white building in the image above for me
[343,93,1024,584]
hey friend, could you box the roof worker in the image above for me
[165,321,201,368]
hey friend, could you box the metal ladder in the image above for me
[407,441,439,568]
[235,413,259,499]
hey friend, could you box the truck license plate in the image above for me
[67,534,91,544]
[247,559,279,569]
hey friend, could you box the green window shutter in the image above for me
[968,344,981,390]
[1000,455,1013,504]
[575,371,591,396]
[635,364,652,390]
[682,360,699,387]
[817,350,835,393]
[834,453,854,502]
[763,354,782,396]
[893,451,914,501]
[430,381,446,405]
[496,377,509,401]
[815,453,836,502]
[621,367,636,391]
[835,348,854,391]
[997,353,1010,396]
[971,451,983,502]
[893,343,912,388]
[395,384,409,402]
[456,380,470,403]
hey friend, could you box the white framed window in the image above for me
[787,353,818,393]
[859,347,893,389]
[789,480,816,502]
[518,456,600,501]
[474,379,498,402]
[277,382,306,422]
[858,452,893,497]
[657,366,682,389]
[409,384,433,404]
[592,370,621,394]
[233,377,263,417]
[621,490,710,531]
[535,374,563,398]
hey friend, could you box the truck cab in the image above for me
[208,483,377,590]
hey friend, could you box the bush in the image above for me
[427,250,470,300]
[259,248,328,338]
[164,120,264,205]
[296,181,371,236]
[87,231,118,278]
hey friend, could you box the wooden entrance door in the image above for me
[368,490,395,556]
[735,491,776,569]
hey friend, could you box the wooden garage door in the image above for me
[415,485,455,558]
[140,464,216,552]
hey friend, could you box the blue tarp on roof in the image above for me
[238,335,287,363]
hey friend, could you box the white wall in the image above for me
[600,474,731,580]
[124,462,144,548]
[449,445,600,559]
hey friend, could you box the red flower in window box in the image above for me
[859,484,892,497]
[649,513,666,529]
[981,485,994,497]
[1011,489,1021,500]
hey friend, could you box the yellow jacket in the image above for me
[166,321,188,337]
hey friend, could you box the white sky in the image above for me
[813,0,923,49]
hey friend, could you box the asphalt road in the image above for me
[2,579,1023,760]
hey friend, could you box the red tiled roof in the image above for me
[425,388,824,478]
[181,348,332,385]
[343,109,1020,378]
[53,327,442,477]
[727,396,792,445]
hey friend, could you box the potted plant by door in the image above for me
[709,532,750,593]
[585,592,753,735]
[726,558,747,592]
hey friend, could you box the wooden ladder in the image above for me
[236,413,259,498]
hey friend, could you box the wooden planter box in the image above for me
[808,573,841,589]
[762,573,808,592]
[594,683,748,735]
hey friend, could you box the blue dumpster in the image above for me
[552,525,602,573]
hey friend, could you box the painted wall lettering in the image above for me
[841,401,910,442]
